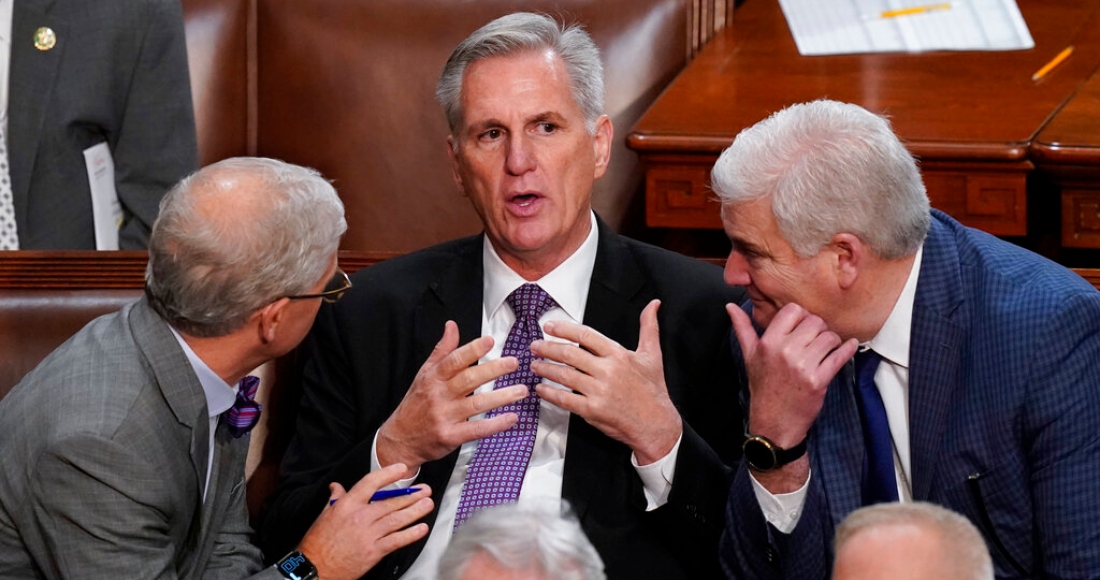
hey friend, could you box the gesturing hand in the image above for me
[728,302,857,449]
[376,321,527,477]
[298,464,433,580]
[530,300,682,465]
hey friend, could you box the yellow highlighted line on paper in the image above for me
[880,3,952,19]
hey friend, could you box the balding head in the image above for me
[145,157,347,337]
[833,502,993,580]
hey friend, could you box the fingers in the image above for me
[457,412,520,441]
[530,357,596,394]
[542,319,615,357]
[535,383,584,414]
[343,463,409,503]
[462,384,528,418]
[636,299,662,356]
[821,337,860,378]
[434,334,498,382]
[375,520,430,554]
[443,356,517,397]
[727,302,759,354]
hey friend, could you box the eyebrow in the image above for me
[729,235,766,257]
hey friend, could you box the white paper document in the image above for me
[778,0,1034,56]
[83,142,121,251]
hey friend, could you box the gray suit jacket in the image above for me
[0,299,281,579]
[9,0,198,249]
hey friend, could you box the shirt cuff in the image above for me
[749,467,811,534]
[631,431,682,511]
[371,429,419,488]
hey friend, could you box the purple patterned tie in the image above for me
[224,375,262,438]
[453,283,557,528]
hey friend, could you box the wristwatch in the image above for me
[742,434,807,472]
[276,550,318,580]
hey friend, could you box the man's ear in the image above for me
[592,115,613,180]
[830,233,863,290]
[446,136,467,197]
[256,298,290,344]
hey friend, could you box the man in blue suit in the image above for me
[713,99,1100,579]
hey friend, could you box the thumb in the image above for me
[726,302,758,357]
[637,299,662,356]
[327,482,347,508]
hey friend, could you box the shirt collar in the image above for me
[864,245,923,369]
[169,327,238,418]
[483,211,598,322]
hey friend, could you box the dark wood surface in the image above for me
[0,250,395,288]
[628,0,1100,241]
[1032,67,1100,248]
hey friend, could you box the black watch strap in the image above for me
[276,550,318,580]
[743,434,808,472]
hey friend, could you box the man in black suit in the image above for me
[260,12,745,579]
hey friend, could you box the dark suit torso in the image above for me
[261,221,747,579]
[0,299,278,579]
[720,211,1100,579]
[8,0,197,249]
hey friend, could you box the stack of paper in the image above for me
[778,0,1034,55]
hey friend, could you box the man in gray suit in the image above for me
[6,0,198,249]
[0,157,434,579]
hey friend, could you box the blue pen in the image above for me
[329,487,420,506]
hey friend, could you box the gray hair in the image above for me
[438,502,606,580]
[711,99,930,259]
[436,12,605,134]
[835,502,994,580]
[145,157,347,337]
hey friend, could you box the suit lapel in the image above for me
[563,219,647,519]
[395,237,483,571]
[908,215,966,499]
[416,236,483,354]
[128,299,210,511]
[187,421,247,575]
[8,0,66,223]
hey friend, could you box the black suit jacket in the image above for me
[9,0,197,249]
[261,219,746,579]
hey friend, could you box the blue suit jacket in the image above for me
[720,210,1100,579]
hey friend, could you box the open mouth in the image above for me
[510,193,540,206]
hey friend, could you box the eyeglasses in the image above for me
[285,268,353,304]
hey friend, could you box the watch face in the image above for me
[744,436,778,471]
[278,552,317,580]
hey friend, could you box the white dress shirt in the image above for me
[170,328,238,503]
[0,0,11,115]
[752,247,923,533]
[376,211,682,579]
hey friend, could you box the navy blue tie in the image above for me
[854,349,898,504]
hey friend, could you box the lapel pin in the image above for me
[33,27,56,51]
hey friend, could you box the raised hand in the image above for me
[728,302,857,450]
[376,321,527,477]
[530,300,682,465]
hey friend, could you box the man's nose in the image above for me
[724,250,750,287]
[505,134,536,175]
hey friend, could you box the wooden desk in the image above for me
[628,0,1100,243]
[1032,66,1100,248]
